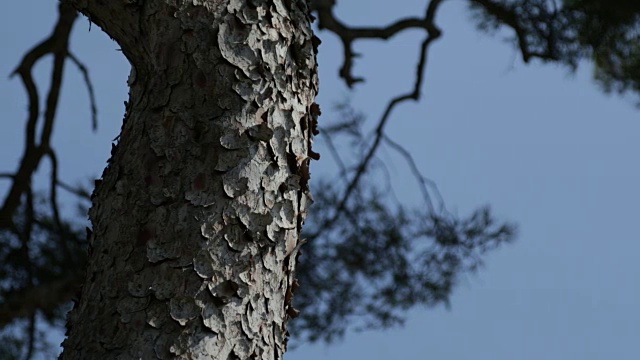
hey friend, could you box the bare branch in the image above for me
[25,313,36,360]
[0,3,77,230]
[47,149,74,264]
[56,180,91,201]
[382,135,444,214]
[314,0,443,87]
[46,150,63,233]
[317,126,349,180]
[68,52,98,131]
[315,0,445,236]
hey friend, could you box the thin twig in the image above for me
[68,52,98,131]
[47,149,74,263]
[318,126,348,181]
[46,149,63,232]
[25,313,36,360]
[56,180,91,201]
[382,135,446,214]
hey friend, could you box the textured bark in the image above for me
[60,0,318,358]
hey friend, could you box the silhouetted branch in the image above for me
[317,128,347,177]
[0,3,77,230]
[310,0,445,238]
[47,149,75,264]
[68,52,98,130]
[56,180,91,201]
[0,4,81,356]
[383,135,443,214]
[312,0,443,87]
[46,150,63,233]
[25,314,35,360]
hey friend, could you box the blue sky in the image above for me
[1,1,639,359]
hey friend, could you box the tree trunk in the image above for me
[60,0,318,358]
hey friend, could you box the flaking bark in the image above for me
[60,0,319,358]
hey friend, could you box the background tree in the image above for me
[0,2,636,358]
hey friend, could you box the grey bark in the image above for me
[60,0,319,358]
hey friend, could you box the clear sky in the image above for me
[1,1,639,359]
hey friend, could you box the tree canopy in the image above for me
[470,0,640,96]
